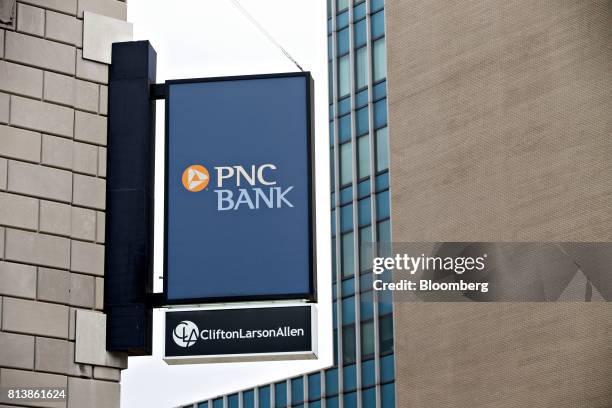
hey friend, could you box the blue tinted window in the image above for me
[327,17,333,34]
[381,354,395,383]
[381,383,395,408]
[360,288,374,320]
[338,96,351,116]
[354,19,367,48]
[329,121,334,146]
[355,88,368,107]
[377,219,390,243]
[371,0,384,12]
[338,55,350,97]
[355,47,368,90]
[274,382,287,407]
[353,2,366,21]
[376,171,389,191]
[361,320,375,356]
[340,185,352,204]
[356,107,369,136]
[332,301,337,328]
[342,296,355,324]
[336,10,349,29]
[342,277,355,296]
[360,273,373,292]
[343,363,357,391]
[371,10,385,38]
[228,394,238,408]
[358,197,371,226]
[325,369,338,395]
[340,203,353,233]
[374,98,387,128]
[337,0,348,12]
[332,282,338,300]
[331,209,336,236]
[373,38,387,81]
[341,232,354,278]
[330,191,336,208]
[375,127,389,172]
[331,237,337,283]
[344,392,357,407]
[243,390,254,408]
[362,359,376,387]
[198,402,208,408]
[291,377,304,403]
[337,27,349,56]
[379,314,394,353]
[326,396,339,408]
[213,398,223,408]
[309,401,321,408]
[357,135,370,179]
[376,190,390,220]
[339,141,352,185]
[358,178,371,198]
[258,386,270,408]
[373,80,386,100]
[378,285,393,314]
[308,373,321,400]
[327,35,333,59]
[342,324,356,363]
[362,387,376,408]
[338,114,351,143]
[359,226,373,272]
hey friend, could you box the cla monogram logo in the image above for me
[172,320,199,347]
[181,165,209,192]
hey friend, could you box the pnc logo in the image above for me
[172,320,199,347]
[181,165,209,192]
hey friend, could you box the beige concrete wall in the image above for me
[0,1,128,407]
[386,1,612,407]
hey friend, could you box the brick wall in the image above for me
[386,1,612,407]
[0,1,128,407]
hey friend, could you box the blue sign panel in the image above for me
[164,73,315,304]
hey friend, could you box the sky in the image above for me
[122,1,331,407]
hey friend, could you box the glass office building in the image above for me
[186,0,392,406]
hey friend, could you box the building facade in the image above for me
[387,1,612,407]
[184,0,394,407]
[0,0,130,407]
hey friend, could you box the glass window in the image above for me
[340,185,352,204]
[377,219,390,243]
[378,283,393,315]
[353,2,366,21]
[339,114,351,143]
[342,296,355,324]
[339,142,352,186]
[291,377,304,404]
[242,390,254,408]
[331,209,336,236]
[373,80,386,100]
[341,231,354,278]
[374,98,387,128]
[360,273,373,291]
[310,400,321,408]
[213,398,223,408]
[308,373,321,400]
[342,277,355,296]
[375,127,389,172]
[356,107,369,136]
[381,383,395,408]
[342,324,356,363]
[340,203,353,233]
[343,363,357,391]
[336,10,349,29]
[370,0,384,13]
[360,290,374,320]
[338,55,350,97]
[343,392,357,407]
[274,382,287,407]
[362,387,376,408]
[379,314,394,353]
[337,27,350,56]
[358,178,371,198]
[373,37,387,82]
[327,35,333,59]
[371,10,385,38]
[358,197,371,226]
[359,226,373,272]
[198,402,208,408]
[376,190,390,220]
[331,237,337,282]
[357,135,370,179]
[228,394,238,408]
[258,386,271,408]
[325,369,338,395]
[328,60,333,100]
[337,0,349,12]
[361,320,375,356]
[376,171,389,192]
[338,96,351,116]
[362,359,376,387]
[326,396,339,408]
[381,354,395,383]
[353,19,367,48]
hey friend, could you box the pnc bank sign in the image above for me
[164,73,316,304]
[181,163,295,211]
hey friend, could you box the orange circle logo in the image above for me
[181,165,210,192]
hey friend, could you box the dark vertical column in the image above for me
[105,41,156,355]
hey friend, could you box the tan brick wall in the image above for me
[386,1,612,407]
[0,1,127,407]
